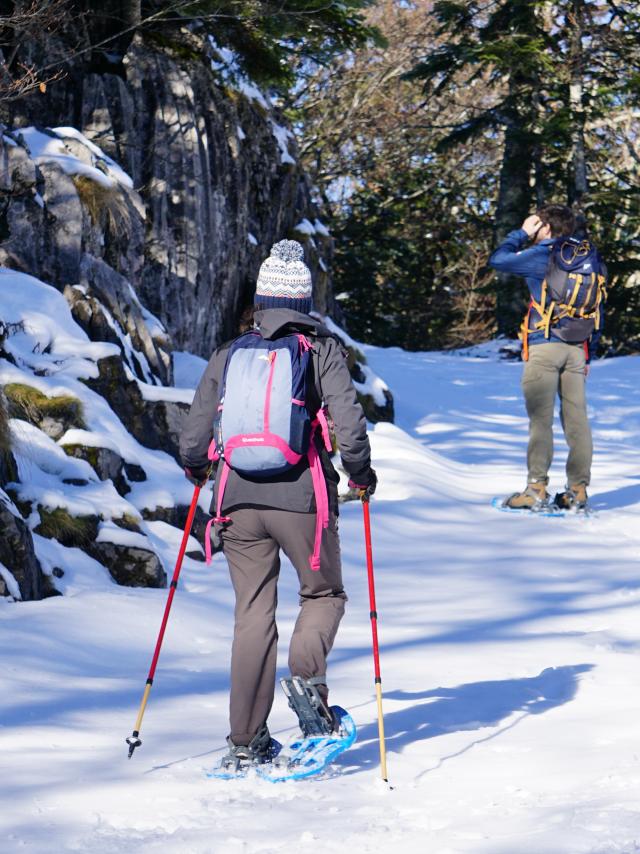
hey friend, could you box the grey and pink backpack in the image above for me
[205,330,332,570]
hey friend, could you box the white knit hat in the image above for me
[255,240,313,312]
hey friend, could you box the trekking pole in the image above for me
[360,492,389,783]
[126,484,201,758]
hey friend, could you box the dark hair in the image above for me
[536,204,576,238]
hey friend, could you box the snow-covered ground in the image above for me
[2,339,640,853]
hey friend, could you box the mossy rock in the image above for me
[0,389,11,456]
[34,506,99,548]
[62,443,130,496]
[356,389,395,424]
[88,541,166,588]
[4,383,86,440]
[112,514,143,533]
[142,504,208,562]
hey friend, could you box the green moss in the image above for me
[35,506,98,548]
[4,383,85,429]
[0,392,10,454]
[112,513,143,533]
[62,443,100,469]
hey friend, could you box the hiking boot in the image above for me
[504,481,550,510]
[220,724,276,772]
[554,483,588,510]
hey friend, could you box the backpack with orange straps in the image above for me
[520,238,608,360]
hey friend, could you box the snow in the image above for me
[209,36,272,111]
[353,363,389,408]
[134,378,194,405]
[270,120,296,166]
[2,332,640,851]
[0,268,119,376]
[314,218,331,237]
[294,217,316,236]
[248,232,259,246]
[320,313,362,351]
[0,561,21,599]
[17,127,133,190]
[96,522,150,551]
[172,350,208,390]
[0,269,203,542]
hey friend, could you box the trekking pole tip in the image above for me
[126,734,142,759]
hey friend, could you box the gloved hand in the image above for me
[184,465,210,487]
[348,466,377,498]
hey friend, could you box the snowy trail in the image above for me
[3,346,640,853]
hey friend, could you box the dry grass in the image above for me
[72,175,132,240]
[35,506,98,547]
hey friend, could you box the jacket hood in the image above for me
[552,237,600,273]
[254,308,333,340]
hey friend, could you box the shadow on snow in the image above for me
[341,663,594,776]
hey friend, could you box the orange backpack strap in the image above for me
[520,301,533,361]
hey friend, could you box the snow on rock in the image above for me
[270,120,296,166]
[294,217,317,236]
[0,267,205,595]
[0,269,119,377]
[17,126,133,190]
[134,378,195,405]
[352,362,390,410]
[314,218,331,237]
[319,314,394,422]
[0,560,21,599]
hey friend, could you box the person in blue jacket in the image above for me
[489,204,605,510]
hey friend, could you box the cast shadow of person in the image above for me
[341,663,594,775]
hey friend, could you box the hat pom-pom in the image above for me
[270,239,304,263]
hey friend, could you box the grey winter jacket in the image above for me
[179,308,371,514]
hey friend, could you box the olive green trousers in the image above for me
[522,342,593,486]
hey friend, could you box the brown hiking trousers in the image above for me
[522,342,593,486]
[220,507,346,745]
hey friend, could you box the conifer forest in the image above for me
[1,1,638,353]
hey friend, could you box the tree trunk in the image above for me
[567,0,588,206]
[494,119,535,337]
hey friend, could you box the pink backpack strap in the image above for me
[306,422,330,571]
[205,460,232,564]
[315,407,333,452]
[297,334,312,352]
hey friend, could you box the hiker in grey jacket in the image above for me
[180,240,376,769]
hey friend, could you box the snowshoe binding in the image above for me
[553,484,589,512]
[280,676,336,736]
[503,481,550,511]
[209,723,281,779]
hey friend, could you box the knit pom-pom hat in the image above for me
[255,239,313,314]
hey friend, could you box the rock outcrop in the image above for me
[0,495,45,601]
[3,33,334,358]
[88,541,166,588]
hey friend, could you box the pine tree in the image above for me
[407,0,640,351]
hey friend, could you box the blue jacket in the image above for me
[489,228,602,360]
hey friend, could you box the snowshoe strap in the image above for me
[281,676,333,737]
